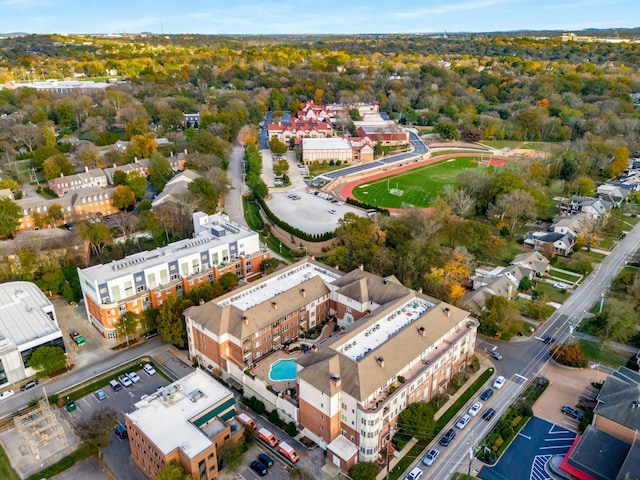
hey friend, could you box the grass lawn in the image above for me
[534,281,570,303]
[480,140,524,149]
[577,339,630,368]
[581,250,607,262]
[0,444,19,480]
[352,156,493,209]
[550,270,581,282]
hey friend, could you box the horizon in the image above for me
[0,0,638,36]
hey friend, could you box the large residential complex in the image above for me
[78,213,269,338]
[0,281,65,386]
[184,259,478,466]
[125,369,243,480]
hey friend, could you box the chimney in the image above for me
[377,357,385,368]
[418,326,426,337]
[383,278,388,285]
[199,299,205,305]
[300,288,306,298]
[184,148,188,154]
[271,301,277,310]
[311,344,318,353]
[134,156,138,162]
[359,264,364,270]
[113,164,116,168]
[243,315,248,325]
[330,374,341,388]
[418,287,423,294]
[59,172,64,178]
[170,151,174,157]
[444,307,450,317]
[84,166,89,172]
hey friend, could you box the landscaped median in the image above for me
[388,368,495,480]
[475,377,549,464]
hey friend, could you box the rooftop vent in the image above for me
[418,326,426,337]
[443,307,451,317]
[187,389,204,403]
[377,357,385,368]
[271,301,278,310]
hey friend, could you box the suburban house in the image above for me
[47,167,108,196]
[596,183,634,207]
[103,159,151,184]
[550,366,640,480]
[462,264,533,313]
[184,112,201,127]
[524,231,575,256]
[184,259,477,468]
[151,169,203,208]
[566,196,611,219]
[78,213,268,339]
[126,369,243,480]
[510,251,550,277]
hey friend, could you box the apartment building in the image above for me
[78,213,269,338]
[47,167,108,196]
[184,259,477,466]
[126,369,243,480]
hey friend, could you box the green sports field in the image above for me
[352,156,492,209]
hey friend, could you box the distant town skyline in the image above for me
[0,0,637,36]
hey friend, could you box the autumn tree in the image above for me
[77,221,112,256]
[327,213,384,271]
[126,134,157,161]
[43,154,74,181]
[125,171,147,199]
[551,343,587,368]
[112,185,136,210]
[155,462,190,480]
[268,137,287,155]
[0,178,20,193]
[605,146,629,179]
[490,189,537,234]
[48,203,65,227]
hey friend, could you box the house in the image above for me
[0,189,14,200]
[151,169,203,208]
[462,264,533,312]
[267,120,334,144]
[184,112,200,127]
[78,213,268,338]
[524,231,575,256]
[510,251,550,277]
[184,259,478,465]
[597,183,634,207]
[103,159,151,184]
[125,369,243,480]
[568,196,611,219]
[552,213,591,237]
[356,125,409,147]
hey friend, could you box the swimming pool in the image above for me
[269,359,297,381]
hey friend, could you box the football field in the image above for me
[352,156,494,209]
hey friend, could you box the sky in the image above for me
[0,0,637,35]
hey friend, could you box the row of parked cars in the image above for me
[107,364,156,392]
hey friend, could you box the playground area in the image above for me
[344,153,514,210]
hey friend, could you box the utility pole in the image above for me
[467,433,476,479]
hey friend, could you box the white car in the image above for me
[493,376,506,390]
[468,401,483,416]
[0,389,15,401]
[143,364,156,376]
[422,448,440,466]
[118,374,133,387]
[455,414,471,429]
[127,372,141,384]
[553,282,568,290]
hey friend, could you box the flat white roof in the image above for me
[127,369,234,457]
[0,281,60,348]
[327,435,358,460]
[302,137,352,150]
[82,217,256,283]
[218,262,340,311]
[334,298,434,361]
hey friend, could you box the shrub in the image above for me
[511,416,523,428]
[397,375,406,383]
[286,421,297,437]
[492,437,504,452]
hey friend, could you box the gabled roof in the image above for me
[331,269,408,306]
[510,251,550,275]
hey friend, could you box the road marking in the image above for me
[518,433,532,440]
[539,445,571,450]
[544,437,575,442]
[514,374,528,381]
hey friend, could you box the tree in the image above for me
[149,154,173,193]
[47,203,65,227]
[398,402,436,441]
[43,154,74,181]
[74,407,118,457]
[126,134,157,161]
[480,295,522,339]
[606,146,629,179]
[0,197,22,238]
[0,178,20,192]
[126,171,147,199]
[599,299,636,349]
[112,185,135,210]
[491,189,537,234]
[350,462,377,480]
[27,345,66,377]
[118,311,139,345]
[518,277,533,292]
[31,145,59,168]
[11,124,43,152]
[576,176,596,197]
[157,296,194,347]
[551,343,587,368]
[156,462,190,480]
[188,177,218,214]
[75,143,100,168]
[77,221,112,256]
[112,170,128,185]
[268,137,287,155]
[434,122,460,140]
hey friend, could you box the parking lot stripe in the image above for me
[518,433,532,440]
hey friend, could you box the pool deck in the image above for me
[252,349,302,392]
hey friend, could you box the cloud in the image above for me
[392,0,512,20]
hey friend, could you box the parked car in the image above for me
[109,379,122,392]
[422,448,440,466]
[143,364,156,376]
[561,405,584,420]
[553,282,568,290]
[489,350,503,360]
[493,376,506,389]
[544,336,556,345]
[94,389,107,401]
[480,388,494,401]
[20,379,39,391]
[0,390,15,401]
[328,209,337,215]
[113,424,128,439]
[118,374,133,388]
[405,467,423,480]
[127,372,141,384]
[143,329,158,340]
[468,402,483,416]
[456,414,471,429]
[65,400,77,412]
[258,453,274,468]
[482,408,496,421]
[439,428,457,446]
[250,460,268,476]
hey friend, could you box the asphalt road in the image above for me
[425,219,640,479]
[226,141,249,228]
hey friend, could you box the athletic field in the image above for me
[351,156,496,209]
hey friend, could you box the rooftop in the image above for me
[302,137,352,150]
[0,281,61,348]
[127,369,235,457]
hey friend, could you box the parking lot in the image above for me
[479,417,575,480]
